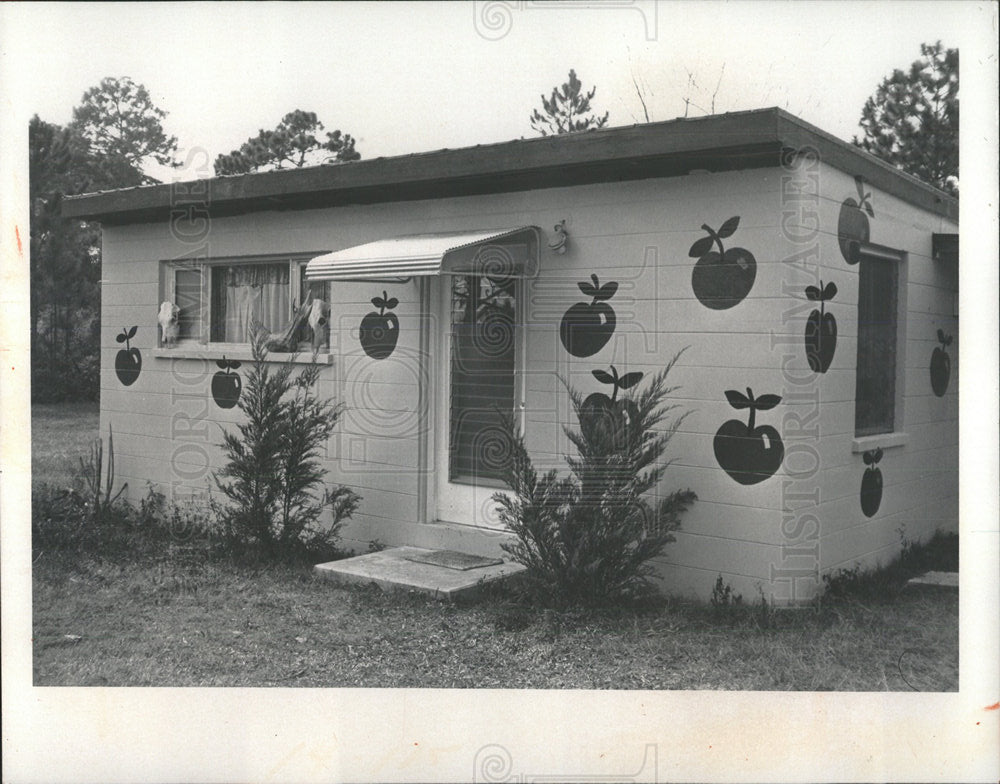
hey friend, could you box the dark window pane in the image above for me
[174,268,201,341]
[449,275,517,483]
[855,255,898,436]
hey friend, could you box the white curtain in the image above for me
[214,264,290,343]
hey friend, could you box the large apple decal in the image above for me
[804,280,838,373]
[579,365,643,451]
[860,448,884,517]
[114,325,141,386]
[930,329,953,397]
[837,175,874,265]
[559,274,618,357]
[713,387,784,485]
[359,290,399,360]
[212,357,242,409]
[689,216,757,310]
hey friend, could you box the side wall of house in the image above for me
[99,161,954,602]
[807,162,959,578]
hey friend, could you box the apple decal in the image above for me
[713,387,784,485]
[579,365,643,451]
[860,448,884,517]
[212,357,242,409]
[689,216,757,310]
[804,280,838,373]
[559,274,618,357]
[837,175,874,265]
[359,290,399,360]
[114,325,141,386]
[930,329,953,397]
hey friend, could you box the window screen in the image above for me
[854,254,899,436]
[449,275,517,484]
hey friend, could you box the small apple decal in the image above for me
[837,175,874,265]
[689,216,757,310]
[804,280,838,373]
[930,329,953,397]
[579,365,643,451]
[713,387,784,485]
[114,325,141,386]
[559,274,618,357]
[860,448,884,517]
[212,357,242,409]
[359,290,399,360]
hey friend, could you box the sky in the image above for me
[1,1,993,182]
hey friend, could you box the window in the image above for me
[854,250,901,436]
[449,274,518,484]
[163,255,329,349]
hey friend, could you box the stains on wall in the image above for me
[689,216,757,310]
[114,326,141,386]
[860,448,884,517]
[930,329,953,397]
[837,175,874,265]
[212,358,242,409]
[559,274,618,357]
[360,291,400,360]
[713,388,784,485]
[805,280,838,373]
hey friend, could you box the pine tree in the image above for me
[529,69,609,136]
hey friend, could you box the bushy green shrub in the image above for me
[493,351,696,606]
[213,322,360,560]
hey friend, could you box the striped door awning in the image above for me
[304,226,541,282]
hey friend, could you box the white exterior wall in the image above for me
[98,161,957,603]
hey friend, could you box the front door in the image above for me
[433,272,522,528]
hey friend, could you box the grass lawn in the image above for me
[30,401,958,690]
[32,550,958,690]
[31,401,100,487]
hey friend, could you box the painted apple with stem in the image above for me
[804,280,838,373]
[930,329,953,397]
[579,365,644,450]
[713,387,783,485]
[359,290,399,360]
[114,325,141,386]
[212,357,242,409]
[689,216,757,310]
[559,274,618,357]
[838,175,874,265]
[860,448,884,517]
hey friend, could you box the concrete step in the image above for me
[313,547,526,601]
[905,570,959,589]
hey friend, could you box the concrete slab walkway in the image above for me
[906,571,959,589]
[313,546,526,601]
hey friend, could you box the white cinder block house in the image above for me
[64,108,958,604]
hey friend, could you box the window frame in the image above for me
[160,252,330,351]
[852,243,909,451]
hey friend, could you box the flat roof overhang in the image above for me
[62,108,959,225]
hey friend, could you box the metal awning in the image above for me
[304,226,541,282]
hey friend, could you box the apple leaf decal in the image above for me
[754,394,782,411]
[618,371,644,390]
[560,275,618,357]
[724,389,752,409]
[385,297,399,309]
[116,333,127,343]
[822,281,838,300]
[371,296,385,309]
[229,360,241,370]
[596,281,618,300]
[717,216,740,238]
[592,369,615,385]
[805,286,821,301]
[127,325,138,340]
[216,359,229,370]
[688,235,715,258]
[578,280,597,297]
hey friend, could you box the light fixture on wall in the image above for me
[548,220,569,254]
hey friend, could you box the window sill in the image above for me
[851,432,908,453]
[151,346,334,365]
